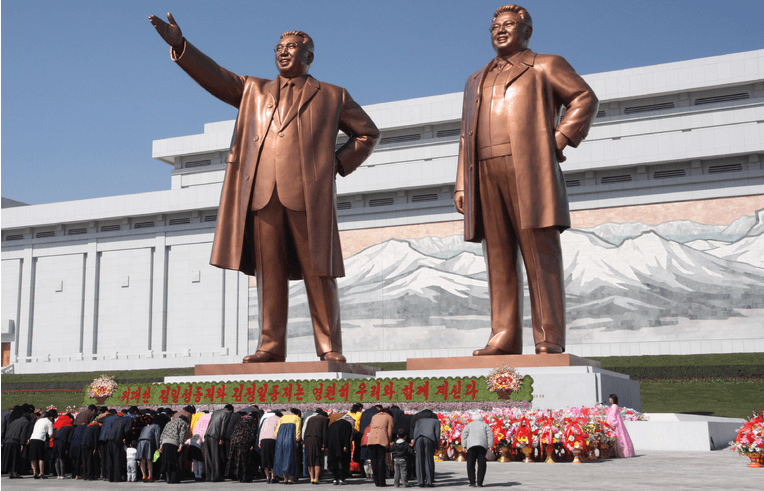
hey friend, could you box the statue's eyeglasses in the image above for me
[489,20,526,33]
[274,43,306,53]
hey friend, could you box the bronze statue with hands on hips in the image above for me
[455,5,598,356]
[149,13,380,363]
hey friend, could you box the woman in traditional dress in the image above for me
[226,412,260,483]
[605,394,635,458]
[274,408,303,484]
[327,414,355,485]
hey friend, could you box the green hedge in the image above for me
[84,375,534,407]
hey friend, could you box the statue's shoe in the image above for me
[320,352,347,363]
[472,346,512,356]
[242,351,286,363]
[535,343,564,354]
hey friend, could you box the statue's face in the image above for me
[275,35,313,78]
[490,11,531,57]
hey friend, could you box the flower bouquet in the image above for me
[538,416,562,463]
[730,410,764,468]
[88,374,118,403]
[486,365,523,400]
[512,418,535,463]
[563,419,588,464]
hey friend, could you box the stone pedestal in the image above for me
[406,353,600,370]
[194,361,376,377]
[165,361,378,384]
[388,364,641,412]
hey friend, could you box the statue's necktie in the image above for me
[280,82,293,124]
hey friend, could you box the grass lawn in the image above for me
[0,390,84,413]
[640,379,763,419]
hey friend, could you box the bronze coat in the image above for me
[456,49,598,242]
[174,41,380,278]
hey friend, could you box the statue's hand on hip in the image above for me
[554,131,570,163]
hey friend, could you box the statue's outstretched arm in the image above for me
[148,12,184,54]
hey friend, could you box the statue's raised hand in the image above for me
[149,12,183,51]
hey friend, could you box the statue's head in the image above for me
[275,30,314,78]
[490,4,532,56]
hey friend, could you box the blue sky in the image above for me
[1,0,762,205]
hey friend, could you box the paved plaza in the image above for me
[1,451,759,491]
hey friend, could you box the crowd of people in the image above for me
[2,396,634,486]
[1,402,448,486]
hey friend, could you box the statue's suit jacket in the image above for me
[456,49,598,241]
[174,41,380,278]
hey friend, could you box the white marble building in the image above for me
[2,49,763,374]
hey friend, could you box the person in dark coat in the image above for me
[2,410,32,478]
[327,415,354,484]
[226,413,260,483]
[80,421,102,480]
[224,409,243,478]
[412,416,440,487]
[303,409,329,483]
[394,411,415,480]
[74,405,97,427]
[409,409,438,442]
[204,404,233,482]
[67,423,88,479]
[99,410,133,482]
[52,422,75,479]
[152,412,171,432]
[390,428,414,488]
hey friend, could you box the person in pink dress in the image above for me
[605,394,635,458]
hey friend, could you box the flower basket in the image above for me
[486,365,522,399]
[730,410,763,467]
[88,374,118,402]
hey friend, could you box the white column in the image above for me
[15,247,34,359]
[150,234,168,353]
[81,240,99,357]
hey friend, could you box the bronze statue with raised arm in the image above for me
[455,5,598,356]
[149,14,380,363]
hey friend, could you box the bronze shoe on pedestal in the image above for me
[320,351,347,363]
[535,343,564,354]
[242,351,286,363]
[472,346,512,356]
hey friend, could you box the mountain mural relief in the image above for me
[250,208,764,336]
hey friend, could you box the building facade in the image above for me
[3,50,763,374]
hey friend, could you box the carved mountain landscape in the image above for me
[251,208,764,334]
